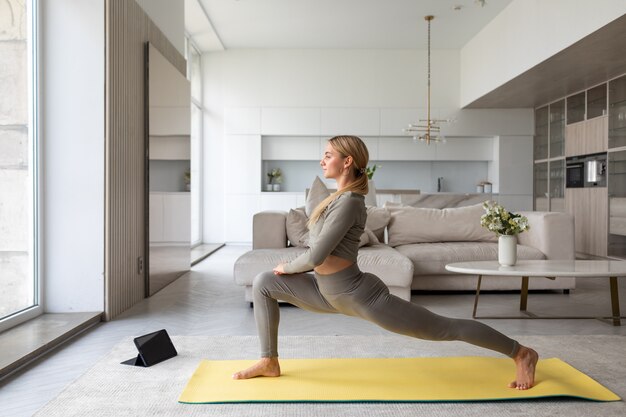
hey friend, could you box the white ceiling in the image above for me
[185,0,514,52]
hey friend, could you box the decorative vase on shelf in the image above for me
[265,184,273,192]
[272,183,281,192]
[498,235,517,266]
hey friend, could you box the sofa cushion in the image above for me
[356,244,414,288]
[305,176,330,217]
[233,245,413,289]
[359,228,380,247]
[386,203,497,247]
[286,207,309,247]
[234,247,308,286]
[366,206,391,242]
[394,242,546,276]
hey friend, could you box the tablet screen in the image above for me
[134,329,177,366]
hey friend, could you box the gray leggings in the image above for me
[253,264,519,358]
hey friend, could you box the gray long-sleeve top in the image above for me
[283,192,366,274]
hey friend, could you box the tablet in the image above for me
[121,329,177,367]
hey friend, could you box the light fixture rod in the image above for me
[403,14,448,145]
[425,15,433,144]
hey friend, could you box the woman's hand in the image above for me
[273,263,287,275]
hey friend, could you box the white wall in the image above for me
[460,0,626,107]
[202,49,533,243]
[204,49,460,108]
[135,0,185,55]
[42,0,104,312]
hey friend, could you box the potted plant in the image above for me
[364,164,381,206]
[271,168,283,192]
[184,170,191,191]
[365,164,381,180]
[480,201,530,266]
[266,168,282,191]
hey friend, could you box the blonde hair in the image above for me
[307,135,369,227]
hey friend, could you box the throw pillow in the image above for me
[365,206,391,242]
[358,227,380,247]
[386,203,497,247]
[286,207,309,247]
[305,176,331,217]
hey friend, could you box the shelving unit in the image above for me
[609,76,626,149]
[533,104,564,212]
[549,159,565,212]
[533,161,548,211]
[567,91,585,125]
[550,100,565,158]
[534,75,626,258]
[534,106,549,161]
[608,148,626,258]
[587,83,607,120]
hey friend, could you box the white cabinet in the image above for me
[263,136,320,160]
[380,108,423,136]
[377,136,437,160]
[149,107,190,135]
[320,108,380,136]
[261,108,320,135]
[149,192,190,243]
[163,193,191,242]
[435,137,494,161]
[149,193,164,241]
[149,136,190,160]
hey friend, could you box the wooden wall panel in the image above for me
[565,116,608,157]
[565,187,608,257]
[565,122,585,157]
[584,116,609,155]
[104,0,186,320]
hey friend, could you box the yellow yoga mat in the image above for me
[178,357,620,404]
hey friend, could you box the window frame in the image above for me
[186,36,204,247]
[0,0,43,333]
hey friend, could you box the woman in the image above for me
[233,135,538,390]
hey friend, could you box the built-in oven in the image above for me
[566,153,607,188]
[566,157,584,188]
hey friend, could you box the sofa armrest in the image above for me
[253,211,288,249]
[517,211,574,260]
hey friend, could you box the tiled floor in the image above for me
[1,244,625,417]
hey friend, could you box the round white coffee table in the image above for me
[445,260,626,326]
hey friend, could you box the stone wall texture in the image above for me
[1,0,32,317]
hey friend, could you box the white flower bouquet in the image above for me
[480,201,529,236]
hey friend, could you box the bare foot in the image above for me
[232,357,281,380]
[509,345,538,390]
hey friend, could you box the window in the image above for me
[0,0,40,331]
[188,40,203,246]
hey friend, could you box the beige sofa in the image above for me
[384,205,576,291]
[233,205,576,302]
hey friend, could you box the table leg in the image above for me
[473,275,482,319]
[520,276,529,311]
[610,276,621,326]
